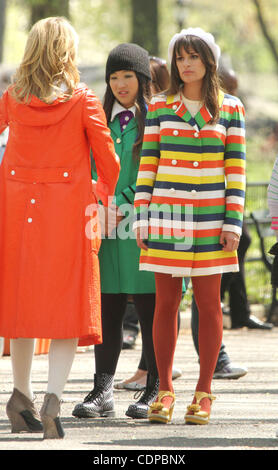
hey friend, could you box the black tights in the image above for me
[138,310,181,371]
[95,293,157,377]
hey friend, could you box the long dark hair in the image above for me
[103,71,151,160]
[149,57,170,94]
[168,35,220,124]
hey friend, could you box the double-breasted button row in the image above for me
[170,160,199,167]
[170,129,199,138]
[169,187,197,195]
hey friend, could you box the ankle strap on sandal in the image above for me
[194,391,216,404]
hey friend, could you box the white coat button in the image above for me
[63,172,69,177]
[122,124,126,129]
[172,159,177,165]
[30,198,36,204]
[169,187,175,193]
[173,130,179,136]
[193,161,199,167]
[125,116,129,121]
[11,170,15,175]
[172,105,177,110]
[27,217,33,223]
[194,131,199,137]
[191,189,197,195]
[116,138,121,143]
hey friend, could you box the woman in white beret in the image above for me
[133,28,246,425]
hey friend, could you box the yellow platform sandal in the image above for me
[185,391,216,425]
[148,391,175,424]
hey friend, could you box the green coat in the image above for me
[93,114,156,294]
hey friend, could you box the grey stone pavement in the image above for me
[0,308,278,456]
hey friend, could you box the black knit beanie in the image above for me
[105,43,151,82]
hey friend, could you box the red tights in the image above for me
[153,273,223,410]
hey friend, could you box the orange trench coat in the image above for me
[0,85,120,346]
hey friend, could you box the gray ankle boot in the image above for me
[125,374,159,419]
[72,373,115,418]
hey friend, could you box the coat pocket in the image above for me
[6,165,73,184]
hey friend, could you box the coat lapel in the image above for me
[110,114,137,138]
[166,90,225,130]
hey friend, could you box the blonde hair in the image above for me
[11,17,80,104]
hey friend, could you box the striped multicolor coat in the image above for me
[267,156,278,231]
[133,91,246,277]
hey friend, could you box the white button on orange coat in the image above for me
[193,161,199,167]
[31,199,36,204]
[172,160,177,165]
[27,217,33,223]
[11,170,15,175]
[194,132,199,137]
[63,172,69,177]
[172,105,177,110]
[173,130,179,136]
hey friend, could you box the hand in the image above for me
[115,205,125,227]
[92,179,100,201]
[220,231,240,252]
[98,204,124,237]
[135,226,149,251]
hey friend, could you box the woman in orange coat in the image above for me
[0,17,120,439]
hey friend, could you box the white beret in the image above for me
[168,27,221,67]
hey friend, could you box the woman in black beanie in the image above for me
[72,43,159,420]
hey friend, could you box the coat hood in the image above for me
[6,84,87,127]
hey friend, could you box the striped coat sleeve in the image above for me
[133,97,160,229]
[268,157,278,230]
[222,98,246,236]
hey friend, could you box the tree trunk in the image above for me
[0,0,6,63]
[30,0,70,26]
[131,0,159,56]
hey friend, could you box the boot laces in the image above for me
[84,386,103,404]
[134,383,158,405]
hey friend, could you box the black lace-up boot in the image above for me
[125,374,159,419]
[72,373,115,418]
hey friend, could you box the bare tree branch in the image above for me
[253,0,278,72]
